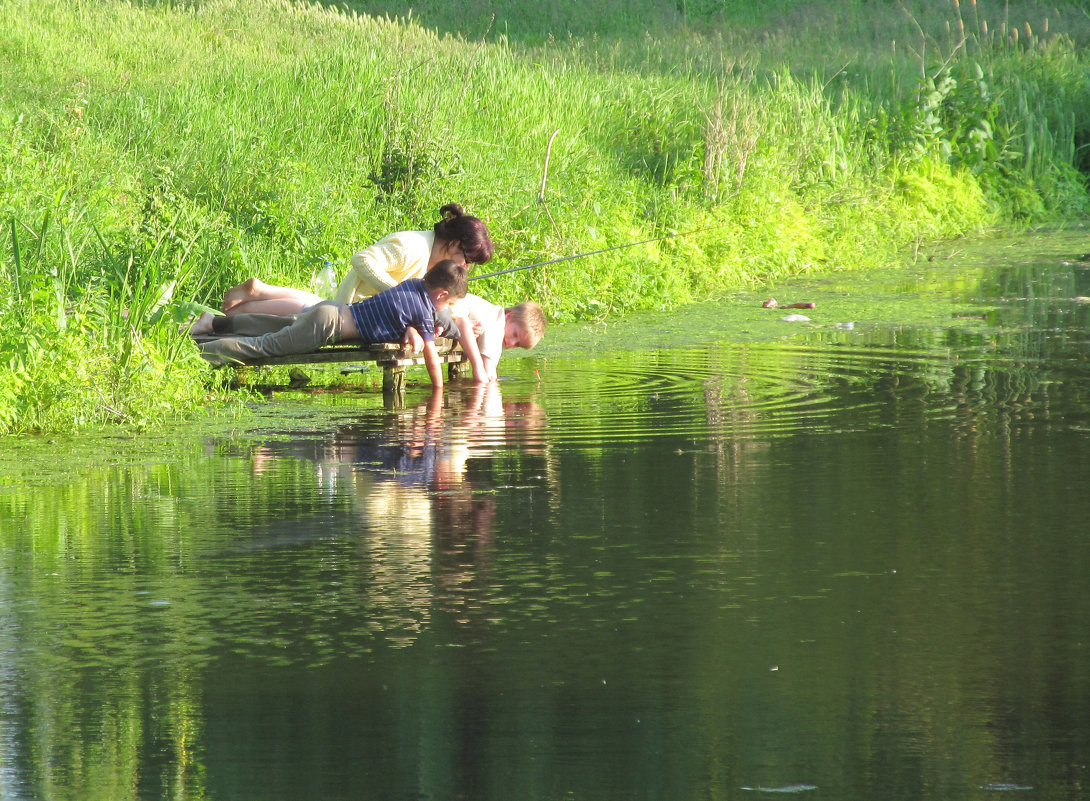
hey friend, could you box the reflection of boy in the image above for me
[450,294,547,383]
[192,261,467,388]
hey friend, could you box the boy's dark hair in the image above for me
[506,301,547,348]
[424,259,468,299]
[434,203,494,265]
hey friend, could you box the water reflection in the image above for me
[533,330,1089,450]
[1,231,1090,800]
[208,383,551,652]
[0,573,27,801]
[0,383,559,800]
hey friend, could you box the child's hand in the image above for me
[452,315,483,338]
[402,326,424,353]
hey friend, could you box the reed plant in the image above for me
[0,0,1087,431]
[0,212,219,433]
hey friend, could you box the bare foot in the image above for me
[187,312,215,337]
[222,277,259,313]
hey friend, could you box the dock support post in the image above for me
[448,358,471,381]
[382,365,405,409]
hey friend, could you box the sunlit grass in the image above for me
[0,0,1087,431]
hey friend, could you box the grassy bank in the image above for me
[1,0,1088,432]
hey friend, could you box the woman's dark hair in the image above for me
[434,203,493,264]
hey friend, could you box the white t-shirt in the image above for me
[450,293,505,360]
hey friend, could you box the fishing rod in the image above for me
[468,219,736,282]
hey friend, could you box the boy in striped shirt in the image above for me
[191,260,467,388]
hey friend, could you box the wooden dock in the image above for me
[222,339,468,403]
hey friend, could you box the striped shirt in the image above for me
[348,279,436,344]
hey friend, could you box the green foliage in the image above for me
[886,25,1090,221]
[0,212,224,434]
[0,0,1088,428]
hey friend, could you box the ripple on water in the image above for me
[533,338,1069,446]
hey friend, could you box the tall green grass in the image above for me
[0,210,222,433]
[1,0,1088,431]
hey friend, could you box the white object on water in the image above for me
[741,784,818,793]
[779,314,811,322]
[311,261,338,299]
[978,784,1033,792]
[835,321,855,330]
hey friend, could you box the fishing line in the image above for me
[468,218,737,282]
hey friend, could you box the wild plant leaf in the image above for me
[152,300,221,325]
[152,281,176,314]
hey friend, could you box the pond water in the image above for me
[2,227,1090,800]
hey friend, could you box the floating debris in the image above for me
[979,783,1033,791]
[741,784,818,793]
[763,298,816,309]
[779,314,811,322]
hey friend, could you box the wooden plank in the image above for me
[238,350,467,368]
[230,339,466,369]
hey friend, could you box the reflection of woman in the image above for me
[220,203,494,316]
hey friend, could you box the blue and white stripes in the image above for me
[348,278,436,344]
